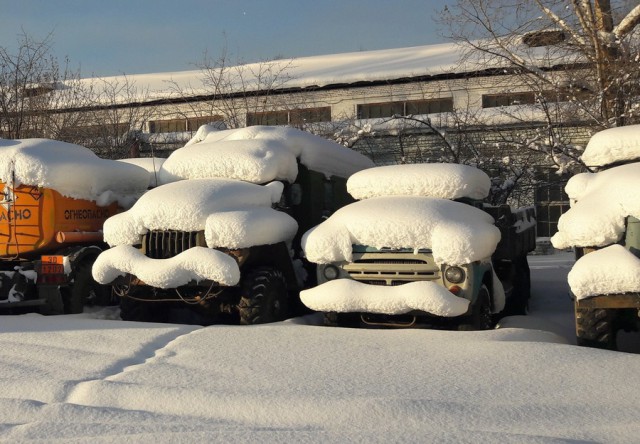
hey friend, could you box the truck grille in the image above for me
[343,253,440,286]
[143,230,206,259]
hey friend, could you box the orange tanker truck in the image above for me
[0,138,150,314]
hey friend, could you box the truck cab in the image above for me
[300,163,536,329]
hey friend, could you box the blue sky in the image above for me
[0,0,452,77]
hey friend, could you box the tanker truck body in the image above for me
[0,138,149,314]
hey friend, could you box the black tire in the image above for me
[458,285,493,331]
[323,312,361,327]
[119,296,168,323]
[505,258,530,316]
[63,261,110,314]
[575,306,617,350]
[238,267,288,325]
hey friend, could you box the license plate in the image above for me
[41,255,65,275]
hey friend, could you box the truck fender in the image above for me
[57,245,104,279]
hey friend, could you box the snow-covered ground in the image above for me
[2,250,640,443]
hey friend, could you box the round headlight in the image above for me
[445,266,465,284]
[322,265,340,280]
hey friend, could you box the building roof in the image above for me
[75,39,573,105]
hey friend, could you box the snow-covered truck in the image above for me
[0,138,149,314]
[300,163,536,329]
[551,125,640,350]
[92,125,375,324]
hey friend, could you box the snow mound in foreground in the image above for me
[568,244,640,299]
[347,163,491,200]
[551,163,640,249]
[102,179,296,248]
[0,138,149,206]
[92,245,240,288]
[581,125,640,168]
[300,279,470,317]
[158,125,375,185]
[302,196,500,266]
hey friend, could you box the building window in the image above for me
[534,169,571,238]
[149,116,222,133]
[357,98,453,119]
[246,107,331,126]
[187,116,224,131]
[482,92,537,108]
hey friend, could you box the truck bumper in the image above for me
[576,293,640,309]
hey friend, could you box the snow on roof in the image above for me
[568,244,640,299]
[302,196,500,266]
[102,179,292,248]
[550,163,640,249]
[76,41,567,104]
[347,163,491,200]
[581,125,640,168]
[157,125,374,185]
[300,279,470,317]
[0,138,149,207]
[117,157,165,188]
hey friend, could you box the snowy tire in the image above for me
[238,267,288,325]
[324,312,361,327]
[63,261,110,314]
[459,285,493,331]
[575,306,617,350]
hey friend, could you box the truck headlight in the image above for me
[322,265,340,280]
[445,266,465,284]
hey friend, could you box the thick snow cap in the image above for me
[93,245,241,288]
[551,163,640,249]
[347,163,491,200]
[117,157,165,188]
[0,138,149,207]
[568,245,640,299]
[581,125,640,168]
[302,196,500,266]
[158,125,375,185]
[300,279,471,317]
[102,178,297,249]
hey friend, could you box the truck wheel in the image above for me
[324,312,361,327]
[459,285,493,331]
[63,261,110,314]
[119,296,166,323]
[575,306,617,350]
[505,259,530,316]
[238,267,288,325]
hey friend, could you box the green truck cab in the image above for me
[300,163,536,329]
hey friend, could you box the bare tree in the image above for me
[0,31,88,139]
[440,0,640,129]
[169,40,297,130]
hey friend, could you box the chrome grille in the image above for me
[344,252,440,286]
[143,230,205,259]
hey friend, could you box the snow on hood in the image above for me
[302,196,500,266]
[117,157,165,188]
[568,244,640,299]
[102,178,296,249]
[551,163,640,249]
[347,163,491,200]
[0,138,149,207]
[157,126,375,185]
[581,125,640,168]
[300,279,470,317]
[92,245,240,288]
